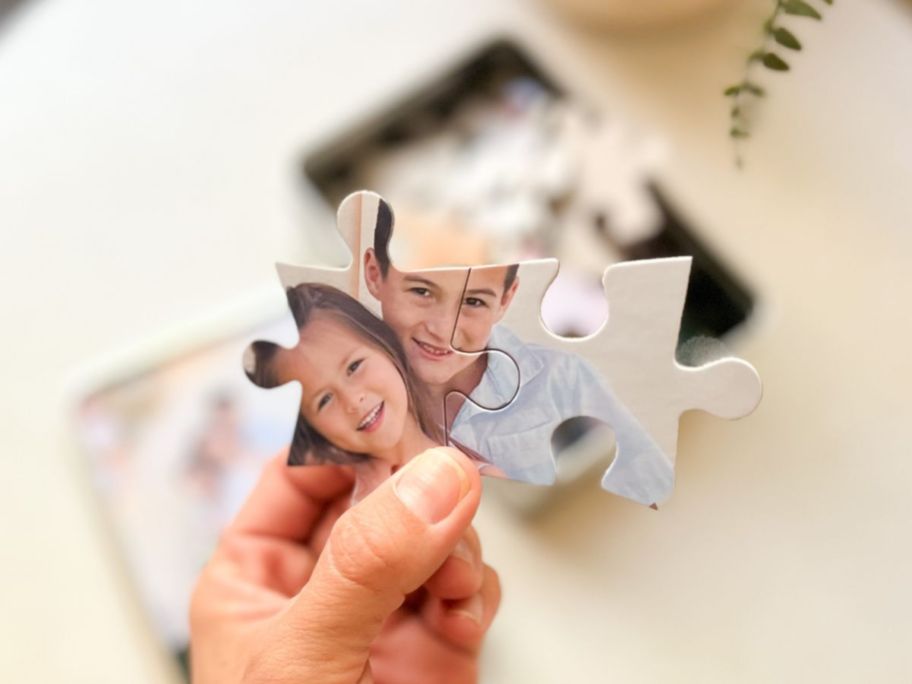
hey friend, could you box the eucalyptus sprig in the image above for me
[724,0,833,167]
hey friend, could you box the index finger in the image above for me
[227,450,355,543]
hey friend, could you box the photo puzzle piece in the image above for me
[244,191,521,499]
[244,190,762,506]
[449,258,762,506]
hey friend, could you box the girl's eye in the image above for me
[317,393,332,410]
[347,359,363,375]
[464,297,487,308]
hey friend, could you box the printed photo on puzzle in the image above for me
[244,192,761,506]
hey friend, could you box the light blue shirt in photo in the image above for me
[449,325,672,504]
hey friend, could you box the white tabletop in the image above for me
[2,0,911,681]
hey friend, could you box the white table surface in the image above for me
[1,0,911,681]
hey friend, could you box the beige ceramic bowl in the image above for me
[543,0,732,30]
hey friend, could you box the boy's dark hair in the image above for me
[373,198,519,292]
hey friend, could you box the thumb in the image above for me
[278,447,481,677]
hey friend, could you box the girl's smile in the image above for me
[274,315,409,460]
[357,401,385,432]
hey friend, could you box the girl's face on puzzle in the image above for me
[281,315,410,458]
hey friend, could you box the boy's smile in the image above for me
[364,250,519,393]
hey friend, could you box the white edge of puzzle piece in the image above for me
[671,357,763,420]
[496,255,761,506]
[595,256,688,456]
[476,257,676,505]
[276,261,359,298]
[597,255,762,440]
[275,190,380,316]
[598,257,761,504]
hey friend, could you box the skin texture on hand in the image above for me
[190,447,501,684]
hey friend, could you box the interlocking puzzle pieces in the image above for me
[447,257,762,506]
[244,189,762,507]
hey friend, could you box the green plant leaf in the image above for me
[773,26,802,50]
[782,0,822,19]
[725,0,828,167]
[762,52,790,71]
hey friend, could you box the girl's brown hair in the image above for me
[245,283,440,465]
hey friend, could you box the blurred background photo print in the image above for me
[2,1,911,682]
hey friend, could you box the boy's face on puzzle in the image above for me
[365,254,518,388]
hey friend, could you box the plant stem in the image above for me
[730,0,785,166]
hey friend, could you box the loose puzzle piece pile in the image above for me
[245,191,762,507]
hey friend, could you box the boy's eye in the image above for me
[408,287,431,298]
[464,297,487,308]
[317,393,332,410]
[347,359,363,375]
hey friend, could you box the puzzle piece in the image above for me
[245,191,521,475]
[443,261,668,497]
[448,257,762,505]
[244,189,761,507]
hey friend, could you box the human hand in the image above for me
[190,447,500,684]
